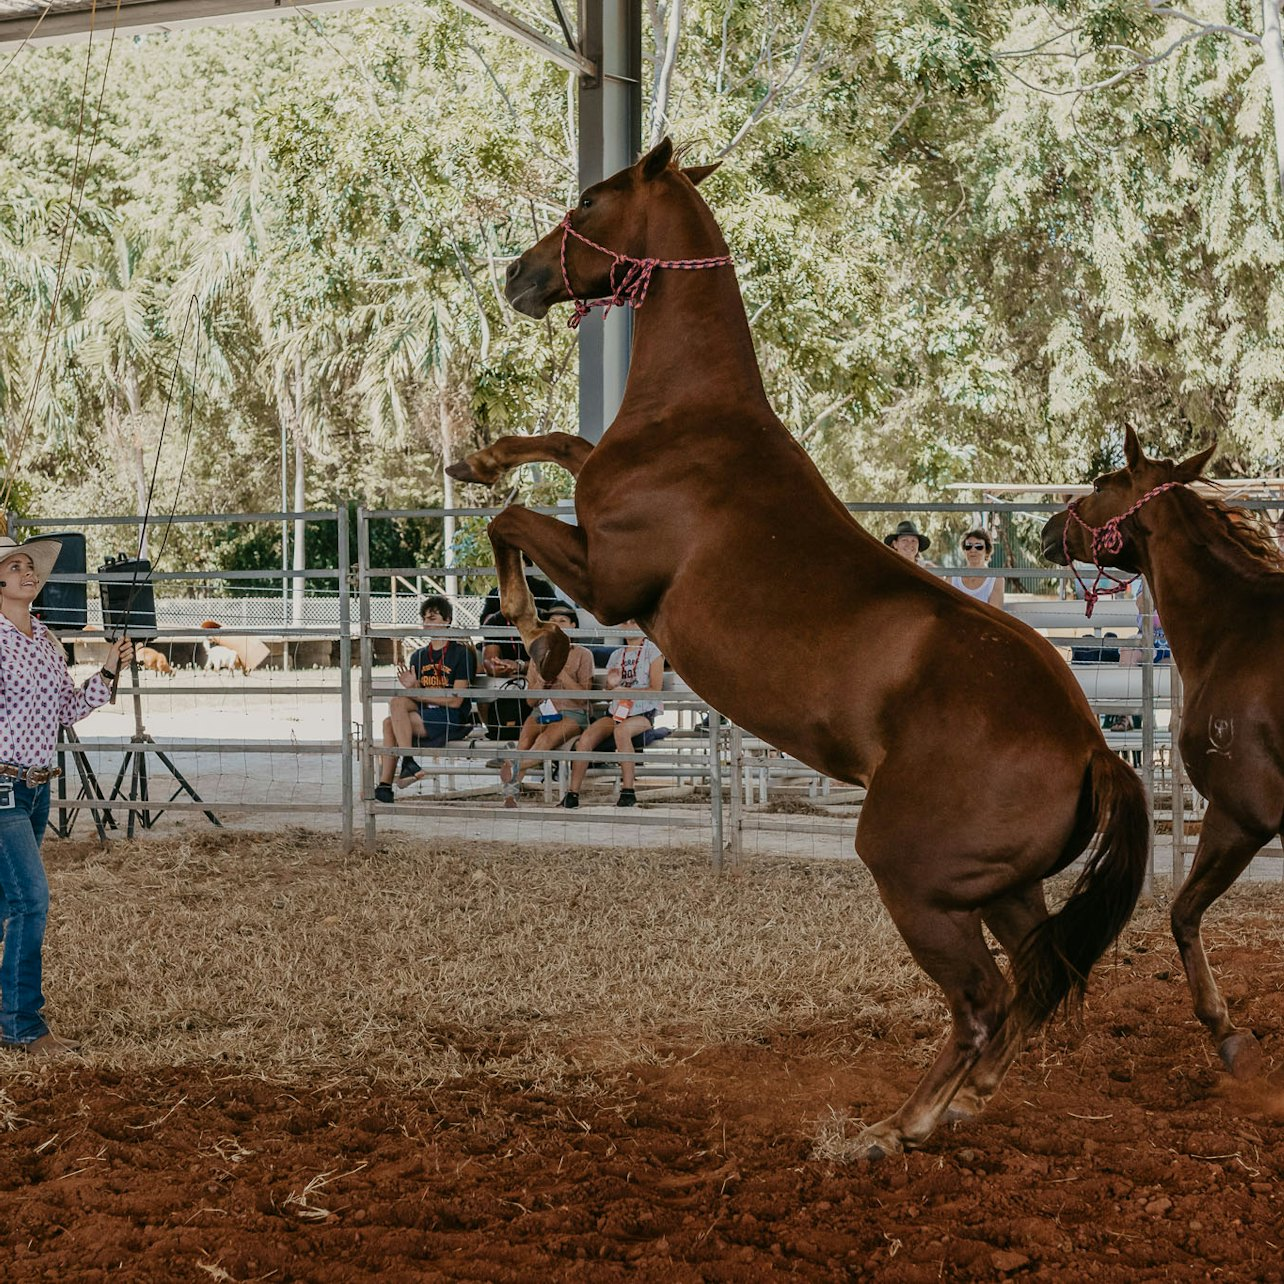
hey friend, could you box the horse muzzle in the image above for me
[1040,512,1070,564]
[504,257,556,319]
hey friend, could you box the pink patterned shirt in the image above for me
[0,615,112,768]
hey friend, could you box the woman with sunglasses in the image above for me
[0,534,132,1058]
[948,528,1004,609]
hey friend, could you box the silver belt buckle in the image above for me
[23,766,40,787]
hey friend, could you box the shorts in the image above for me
[412,719,472,749]
[556,709,590,728]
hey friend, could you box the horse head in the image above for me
[503,137,723,321]
[1042,426,1216,573]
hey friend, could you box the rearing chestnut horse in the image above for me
[449,139,1148,1157]
[1044,428,1284,1079]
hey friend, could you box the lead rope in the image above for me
[557,213,733,330]
[1063,481,1183,618]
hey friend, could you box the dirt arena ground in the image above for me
[1,833,1282,1281]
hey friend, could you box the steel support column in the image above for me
[576,0,641,442]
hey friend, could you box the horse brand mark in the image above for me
[1207,716,1234,757]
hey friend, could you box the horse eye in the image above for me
[580,195,592,208]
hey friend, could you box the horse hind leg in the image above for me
[948,884,1050,1121]
[447,432,593,486]
[852,902,1009,1159]
[1170,803,1268,1079]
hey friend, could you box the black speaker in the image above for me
[31,532,88,631]
[98,553,157,640]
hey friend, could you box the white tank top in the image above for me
[949,575,993,603]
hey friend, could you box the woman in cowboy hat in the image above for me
[0,534,132,1058]
[883,520,937,567]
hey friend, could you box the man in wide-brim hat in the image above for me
[884,520,932,564]
[0,533,132,1059]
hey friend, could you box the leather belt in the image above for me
[0,763,62,786]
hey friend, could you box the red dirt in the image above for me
[3,933,1283,1281]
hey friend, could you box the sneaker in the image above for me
[559,791,579,810]
[616,789,637,808]
[374,783,395,804]
[396,757,422,787]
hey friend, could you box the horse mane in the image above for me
[1183,487,1284,578]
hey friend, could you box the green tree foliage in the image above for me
[0,0,1281,580]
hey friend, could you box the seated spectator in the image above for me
[1070,631,1122,665]
[498,603,593,807]
[374,595,477,804]
[947,528,1004,608]
[883,520,936,567]
[559,624,665,810]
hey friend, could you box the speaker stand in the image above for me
[106,657,222,835]
[54,726,113,845]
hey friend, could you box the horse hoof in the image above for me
[853,1126,904,1162]
[1219,1032,1265,1080]
[530,627,570,682]
[946,1090,984,1123]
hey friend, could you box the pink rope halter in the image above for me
[557,212,733,330]
[1063,480,1183,617]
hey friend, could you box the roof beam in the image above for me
[0,0,594,75]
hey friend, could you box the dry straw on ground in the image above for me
[11,830,1284,1092]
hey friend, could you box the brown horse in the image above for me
[1043,427,1284,1079]
[448,139,1148,1157]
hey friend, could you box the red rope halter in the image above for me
[1063,480,1183,618]
[557,212,734,330]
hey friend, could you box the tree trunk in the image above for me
[291,358,306,629]
[1264,0,1284,204]
[648,1,683,146]
[122,369,148,557]
[438,394,458,601]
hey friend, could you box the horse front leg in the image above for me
[488,505,593,681]
[447,432,594,486]
[1170,803,1268,1078]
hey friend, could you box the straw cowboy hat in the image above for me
[0,534,61,585]
[883,520,931,552]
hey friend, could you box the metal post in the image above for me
[357,507,376,850]
[1139,583,1155,900]
[577,0,641,442]
[1170,662,1186,885]
[728,722,743,867]
[708,708,723,871]
[338,504,354,852]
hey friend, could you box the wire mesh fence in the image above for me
[7,498,1281,883]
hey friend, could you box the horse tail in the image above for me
[1013,749,1149,1030]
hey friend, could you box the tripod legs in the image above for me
[55,726,113,845]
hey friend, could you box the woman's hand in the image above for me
[103,639,134,676]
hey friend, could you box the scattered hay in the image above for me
[759,797,833,817]
[21,830,1284,1094]
[27,830,932,1089]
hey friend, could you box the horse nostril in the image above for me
[506,259,522,281]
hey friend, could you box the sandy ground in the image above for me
[1,834,1283,1282]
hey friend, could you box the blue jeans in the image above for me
[0,781,51,1045]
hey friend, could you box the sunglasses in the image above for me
[962,542,989,552]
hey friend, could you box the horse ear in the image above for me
[1174,439,1217,483]
[682,161,721,186]
[640,137,674,180]
[1123,424,1144,470]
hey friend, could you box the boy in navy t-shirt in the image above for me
[374,595,477,803]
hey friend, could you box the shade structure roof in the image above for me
[0,0,592,74]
